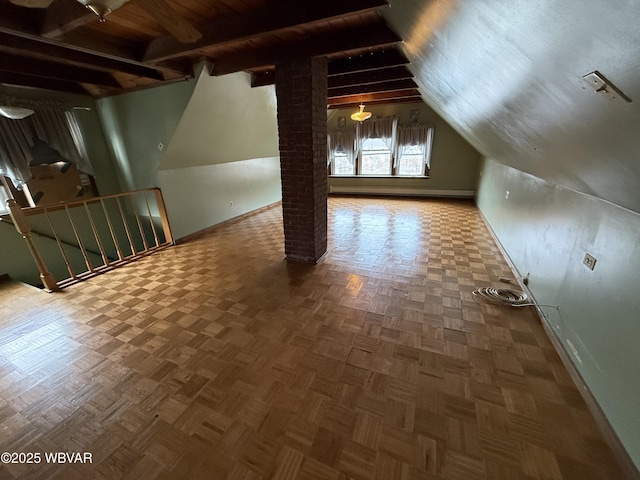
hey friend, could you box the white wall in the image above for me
[159,71,279,169]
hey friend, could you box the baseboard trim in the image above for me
[476,208,640,480]
[175,201,282,244]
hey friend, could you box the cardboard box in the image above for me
[27,162,96,206]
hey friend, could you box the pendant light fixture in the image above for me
[0,106,35,120]
[0,85,35,120]
[350,104,372,122]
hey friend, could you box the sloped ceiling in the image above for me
[384,0,640,214]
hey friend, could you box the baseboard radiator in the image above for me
[329,185,475,198]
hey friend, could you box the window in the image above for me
[328,117,433,177]
[327,130,356,176]
[395,123,433,177]
[332,151,354,175]
[397,143,426,176]
[360,137,392,175]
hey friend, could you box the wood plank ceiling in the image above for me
[0,0,422,108]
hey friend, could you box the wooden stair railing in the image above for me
[5,188,173,291]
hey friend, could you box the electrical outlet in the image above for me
[582,71,632,103]
[229,201,234,208]
[505,190,510,200]
[583,252,596,270]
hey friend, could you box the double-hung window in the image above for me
[357,116,397,176]
[327,130,356,176]
[360,137,392,175]
[395,124,434,177]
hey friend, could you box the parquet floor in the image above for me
[0,197,626,480]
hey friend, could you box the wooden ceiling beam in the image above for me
[212,21,401,76]
[0,13,189,80]
[251,71,275,88]
[143,0,389,63]
[328,96,423,108]
[0,32,167,81]
[252,74,417,94]
[0,71,89,95]
[0,52,122,88]
[328,49,409,76]
[0,11,141,64]
[251,48,411,88]
[329,79,418,98]
[57,31,146,62]
[327,89,421,107]
[328,65,413,89]
[0,2,42,35]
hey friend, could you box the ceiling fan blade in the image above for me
[132,0,201,43]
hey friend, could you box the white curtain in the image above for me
[64,110,94,175]
[327,130,357,166]
[0,103,92,188]
[357,116,399,152]
[0,115,34,188]
[31,104,88,172]
[395,123,434,168]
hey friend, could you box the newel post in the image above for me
[6,199,59,292]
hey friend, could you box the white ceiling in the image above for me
[385,0,640,213]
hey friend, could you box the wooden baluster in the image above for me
[100,198,123,261]
[43,207,76,280]
[143,191,160,248]
[130,195,149,252]
[116,197,137,256]
[65,204,94,273]
[83,202,110,266]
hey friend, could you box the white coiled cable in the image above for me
[472,287,529,306]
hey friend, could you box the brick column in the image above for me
[275,57,328,263]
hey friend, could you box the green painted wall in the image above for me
[73,108,122,195]
[96,68,281,241]
[156,70,281,240]
[476,157,640,469]
[96,78,197,190]
[158,157,281,240]
[0,221,41,284]
[328,101,480,196]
